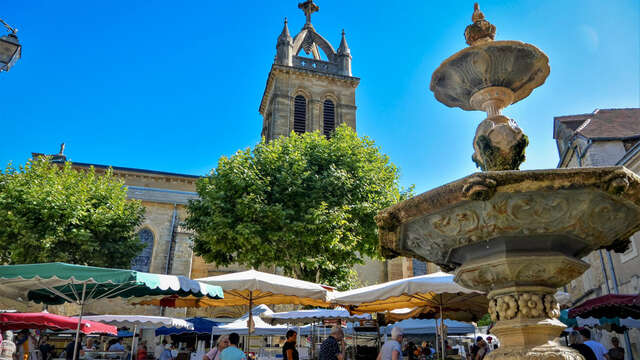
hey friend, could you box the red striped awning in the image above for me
[0,312,117,335]
[569,294,640,320]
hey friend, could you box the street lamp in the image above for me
[0,19,21,72]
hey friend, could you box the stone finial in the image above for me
[464,3,496,46]
[58,142,65,156]
[337,29,350,56]
[471,3,485,22]
[298,0,319,26]
[278,17,292,43]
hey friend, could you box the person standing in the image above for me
[579,329,609,360]
[282,330,299,360]
[474,339,489,360]
[203,336,229,360]
[319,327,344,360]
[377,327,403,360]
[568,331,596,360]
[15,330,35,360]
[39,337,55,360]
[607,337,624,360]
[64,336,85,360]
[219,333,245,360]
[137,341,148,360]
[158,344,173,360]
[108,338,126,353]
[155,340,167,360]
[0,331,16,360]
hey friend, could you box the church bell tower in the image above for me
[259,0,360,141]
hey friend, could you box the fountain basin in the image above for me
[430,40,550,112]
[377,166,640,272]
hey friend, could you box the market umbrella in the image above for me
[569,294,640,319]
[0,262,223,360]
[155,317,220,336]
[333,272,487,360]
[333,272,486,320]
[261,307,371,325]
[383,318,476,335]
[81,314,194,356]
[210,305,288,336]
[0,312,117,335]
[80,315,194,329]
[135,269,332,353]
[261,307,372,360]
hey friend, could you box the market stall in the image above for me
[262,307,372,359]
[0,262,222,360]
[0,312,117,335]
[80,315,194,360]
[333,271,485,360]
[135,269,333,357]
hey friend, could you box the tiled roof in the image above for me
[555,108,640,140]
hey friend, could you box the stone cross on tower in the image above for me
[298,0,319,26]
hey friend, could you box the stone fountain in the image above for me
[377,4,640,360]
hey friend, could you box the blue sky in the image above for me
[2,0,638,193]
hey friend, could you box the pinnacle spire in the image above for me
[337,29,350,56]
[278,17,292,43]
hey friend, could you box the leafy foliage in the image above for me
[477,313,492,327]
[0,158,146,268]
[187,125,412,289]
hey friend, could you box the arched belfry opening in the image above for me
[259,0,360,142]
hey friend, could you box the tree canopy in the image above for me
[187,125,411,289]
[0,158,146,268]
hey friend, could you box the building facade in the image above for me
[554,108,640,357]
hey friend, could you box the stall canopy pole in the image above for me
[129,325,138,358]
[210,326,215,351]
[439,301,445,360]
[72,283,87,360]
[434,320,439,360]
[247,291,253,354]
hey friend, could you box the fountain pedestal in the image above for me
[459,255,584,359]
[377,166,640,360]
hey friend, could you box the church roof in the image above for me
[554,108,640,140]
[67,161,201,179]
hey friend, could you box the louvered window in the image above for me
[323,100,336,137]
[293,95,307,134]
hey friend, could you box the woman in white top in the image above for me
[203,336,230,360]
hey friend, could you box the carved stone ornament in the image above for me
[486,343,585,360]
[472,115,529,171]
[464,3,497,46]
[495,295,518,320]
[405,189,638,270]
[518,293,545,318]
[462,175,497,200]
[544,294,560,319]
[488,292,562,322]
[603,170,633,196]
[455,255,589,292]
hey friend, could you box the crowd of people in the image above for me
[200,333,245,360]
[568,328,625,360]
[1,326,631,360]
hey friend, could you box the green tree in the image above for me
[0,158,146,268]
[187,125,412,289]
[477,313,492,327]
